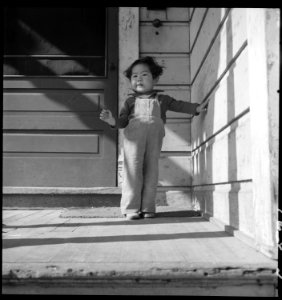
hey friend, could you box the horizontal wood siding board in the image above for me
[3,156,116,187]
[162,120,191,151]
[3,79,107,90]
[3,133,100,153]
[140,7,189,21]
[140,24,189,53]
[3,91,103,112]
[3,114,106,130]
[156,86,191,110]
[158,155,192,186]
[166,111,192,119]
[139,55,190,84]
[140,21,189,25]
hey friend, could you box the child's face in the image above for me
[130,63,158,94]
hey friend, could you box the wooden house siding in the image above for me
[191,7,253,237]
[190,8,279,258]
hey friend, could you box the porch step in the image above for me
[3,187,193,209]
[3,187,122,209]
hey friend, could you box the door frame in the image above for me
[117,7,139,186]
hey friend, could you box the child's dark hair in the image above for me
[124,56,164,79]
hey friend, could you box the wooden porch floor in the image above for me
[2,209,278,296]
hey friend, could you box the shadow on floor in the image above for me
[3,230,230,249]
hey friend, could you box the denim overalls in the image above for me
[120,95,165,215]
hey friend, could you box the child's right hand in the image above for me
[99,109,116,126]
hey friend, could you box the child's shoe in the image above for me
[125,213,141,220]
[142,212,156,218]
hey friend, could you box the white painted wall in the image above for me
[190,7,279,259]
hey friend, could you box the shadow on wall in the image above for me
[3,231,229,249]
[193,9,243,230]
[191,8,222,217]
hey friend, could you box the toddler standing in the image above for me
[100,56,206,220]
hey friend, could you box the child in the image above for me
[100,56,206,220]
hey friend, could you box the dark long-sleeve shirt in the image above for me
[112,90,200,129]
